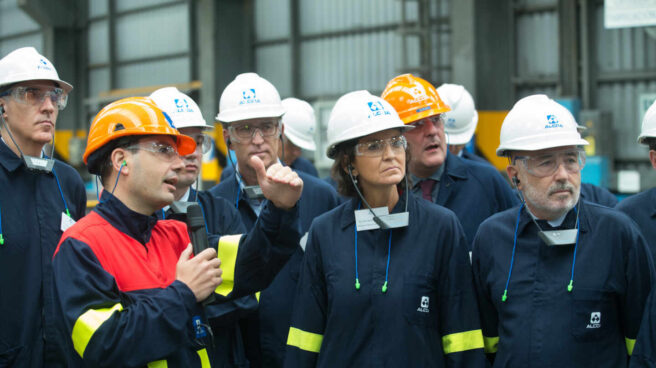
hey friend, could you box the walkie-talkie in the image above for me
[186,203,215,304]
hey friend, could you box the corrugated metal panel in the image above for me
[515,11,559,78]
[88,20,109,65]
[0,34,42,57]
[522,0,557,6]
[432,25,451,83]
[255,0,290,41]
[115,0,176,12]
[89,0,108,18]
[256,44,292,98]
[597,81,656,160]
[89,67,110,97]
[299,0,401,35]
[115,3,188,61]
[595,6,656,73]
[299,31,402,98]
[117,57,190,89]
[0,0,40,37]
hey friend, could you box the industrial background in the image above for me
[1,0,655,195]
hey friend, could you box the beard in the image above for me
[523,180,580,219]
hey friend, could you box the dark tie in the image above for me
[420,179,435,201]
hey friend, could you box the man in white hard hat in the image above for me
[0,47,86,366]
[622,99,656,368]
[209,73,339,367]
[615,101,656,248]
[221,97,320,180]
[151,87,260,367]
[437,83,489,165]
[471,94,654,367]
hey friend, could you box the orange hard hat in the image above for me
[381,73,450,125]
[83,97,196,170]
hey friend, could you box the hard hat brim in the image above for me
[496,136,589,156]
[285,130,316,151]
[446,122,477,146]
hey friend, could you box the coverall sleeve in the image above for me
[438,215,489,367]
[53,238,202,368]
[284,225,326,368]
[471,228,499,364]
[212,200,301,300]
[630,289,656,368]
[622,226,655,357]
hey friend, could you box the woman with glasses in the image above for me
[284,91,487,368]
[471,95,654,367]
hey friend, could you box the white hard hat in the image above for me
[638,99,656,144]
[149,87,211,130]
[281,97,316,151]
[0,47,72,93]
[496,94,588,156]
[437,83,478,145]
[326,90,412,158]
[216,73,285,123]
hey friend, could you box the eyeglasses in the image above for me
[125,141,181,162]
[410,115,444,129]
[355,135,407,157]
[0,86,68,110]
[515,149,586,178]
[188,133,213,154]
[228,121,280,141]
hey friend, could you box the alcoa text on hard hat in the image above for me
[326,90,413,159]
[381,73,450,125]
[638,99,656,144]
[0,47,72,93]
[496,94,588,156]
[216,73,285,124]
[84,97,196,174]
[282,97,316,151]
[437,83,478,145]
[150,87,212,130]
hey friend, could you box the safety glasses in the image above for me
[409,114,444,129]
[354,135,407,157]
[188,133,213,154]
[515,148,586,178]
[0,85,68,110]
[125,141,181,162]
[228,120,280,141]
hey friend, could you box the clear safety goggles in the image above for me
[187,133,213,154]
[228,120,281,141]
[125,141,181,162]
[0,85,68,110]
[514,148,586,178]
[354,135,407,157]
[409,114,444,129]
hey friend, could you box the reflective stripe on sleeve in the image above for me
[215,234,242,296]
[147,360,168,368]
[197,348,210,368]
[72,303,123,357]
[483,335,499,354]
[287,327,323,353]
[442,329,485,354]
[626,337,636,356]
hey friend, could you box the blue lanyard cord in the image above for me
[568,207,580,292]
[51,167,71,217]
[0,202,4,245]
[95,162,125,204]
[502,203,524,302]
[353,201,393,293]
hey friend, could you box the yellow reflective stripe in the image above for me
[442,329,485,354]
[72,303,123,357]
[483,335,499,354]
[255,292,261,302]
[215,234,242,296]
[147,360,168,368]
[287,327,323,353]
[626,337,636,356]
[197,348,211,368]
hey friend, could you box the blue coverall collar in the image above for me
[95,190,159,245]
[516,199,590,235]
[0,138,24,172]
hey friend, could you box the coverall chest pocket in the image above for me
[403,276,439,328]
[570,289,617,341]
